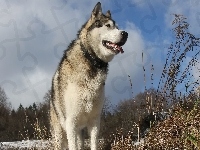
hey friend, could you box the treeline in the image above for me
[0,85,198,144]
[0,86,165,142]
[0,88,51,142]
[100,88,168,141]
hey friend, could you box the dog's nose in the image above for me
[121,31,128,38]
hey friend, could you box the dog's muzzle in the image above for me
[102,31,128,54]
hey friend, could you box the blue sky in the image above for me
[0,0,200,109]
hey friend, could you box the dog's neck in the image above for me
[80,42,108,71]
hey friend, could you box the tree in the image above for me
[0,87,11,141]
[99,88,164,147]
[0,86,11,113]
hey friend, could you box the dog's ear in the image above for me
[92,2,102,17]
[105,10,111,18]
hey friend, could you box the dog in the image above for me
[50,2,128,150]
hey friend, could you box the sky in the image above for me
[0,0,200,109]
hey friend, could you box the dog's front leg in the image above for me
[88,119,100,150]
[77,129,84,150]
[66,119,77,150]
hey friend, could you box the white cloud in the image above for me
[106,21,149,103]
[0,0,99,109]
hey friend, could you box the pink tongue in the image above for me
[110,43,124,53]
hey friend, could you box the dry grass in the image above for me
[138,100,200,149]
[109,99,200,150]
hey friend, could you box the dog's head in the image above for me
[79,2,128,62]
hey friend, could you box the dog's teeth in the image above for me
[104,41,123,52]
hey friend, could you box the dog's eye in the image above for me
[106,24,111,28]
[95,20,102,27]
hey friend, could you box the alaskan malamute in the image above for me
[50,2,128,150]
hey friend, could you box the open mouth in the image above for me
[102,40,125,53]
